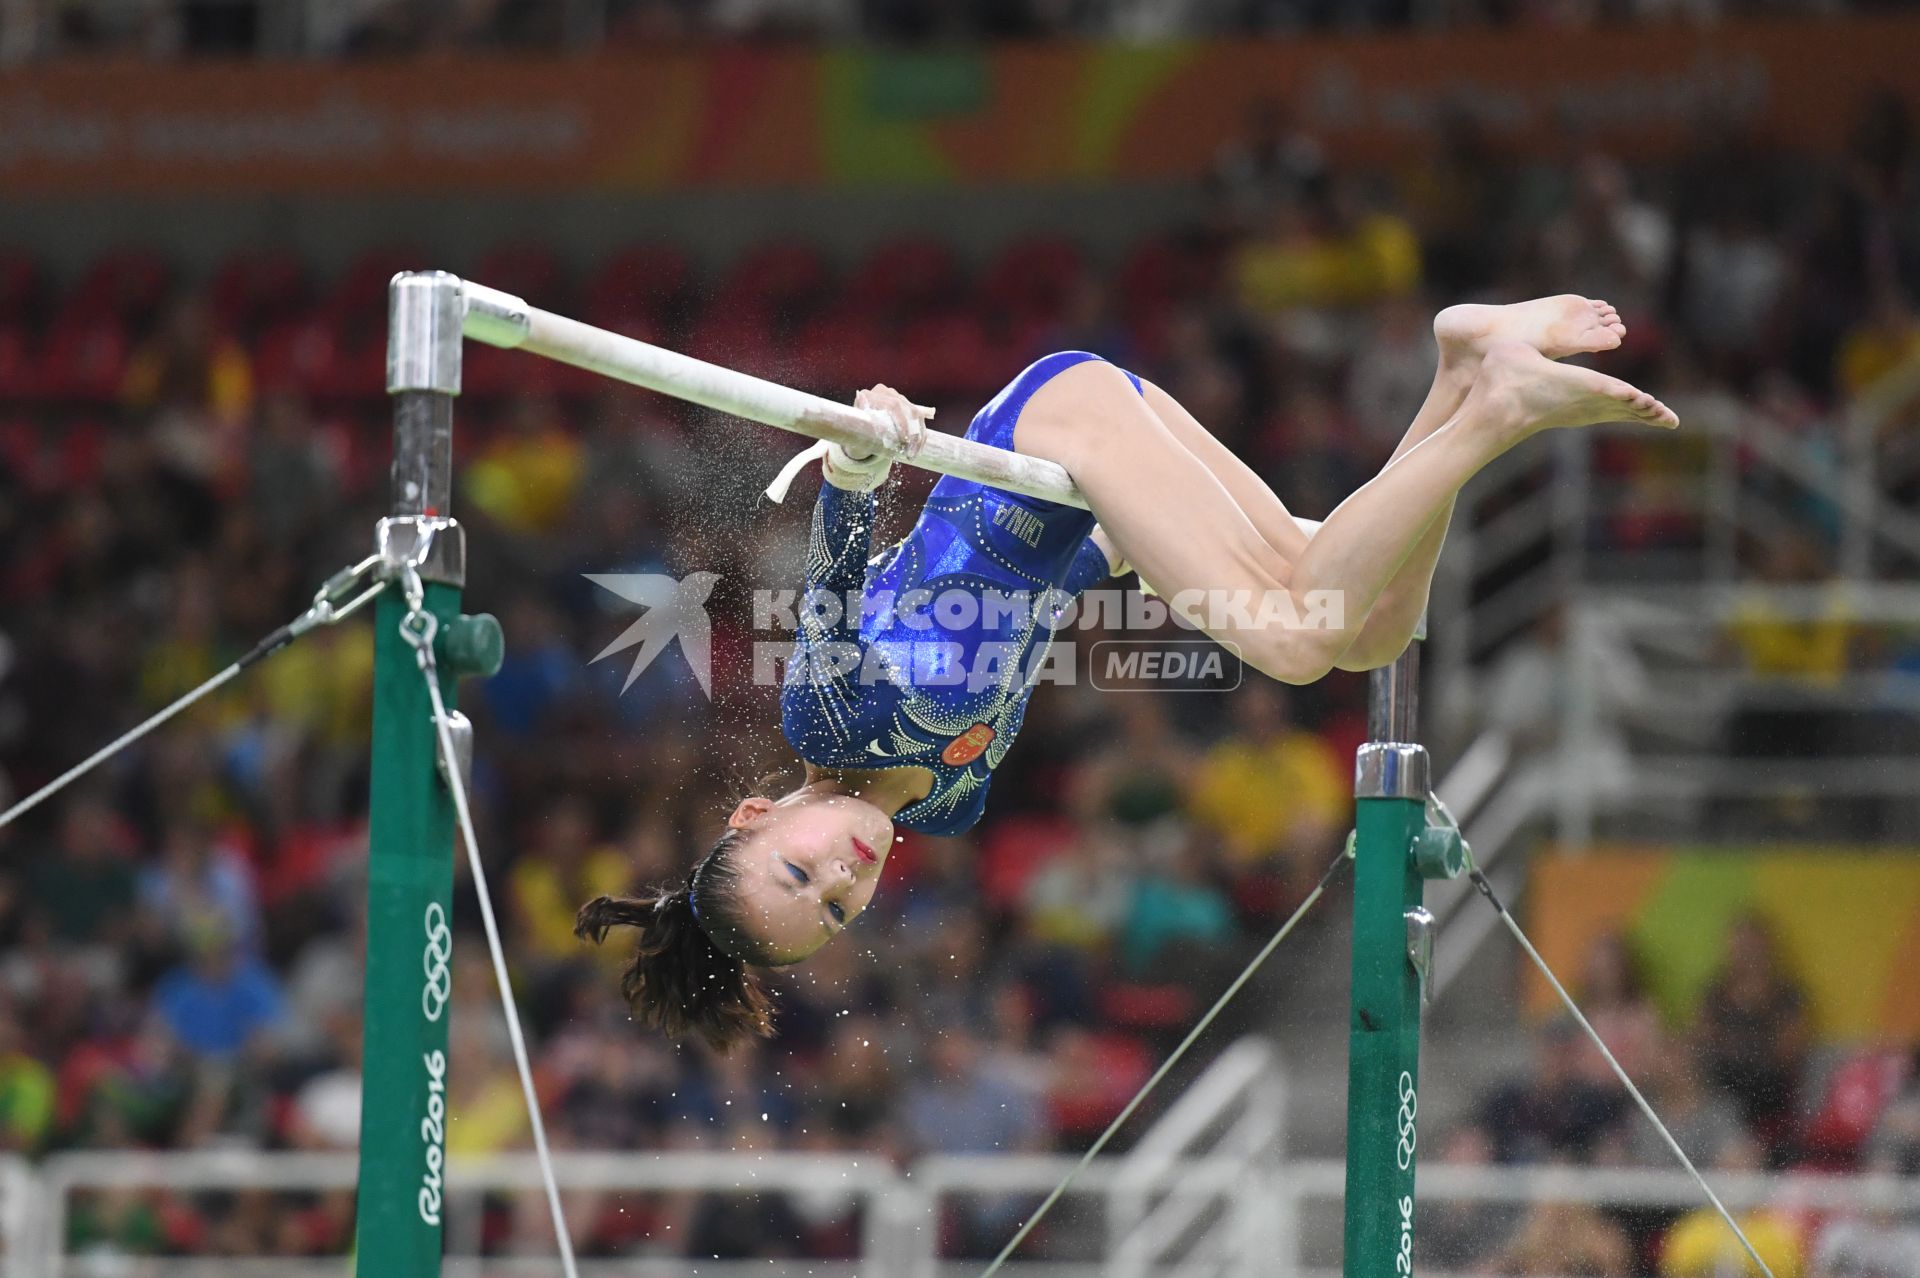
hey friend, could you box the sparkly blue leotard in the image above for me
[780,351,1141,835]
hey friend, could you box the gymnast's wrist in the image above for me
[821,443,892,492]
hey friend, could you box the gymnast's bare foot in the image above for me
[1435,295,1626,368]
[1469,341,1678,444]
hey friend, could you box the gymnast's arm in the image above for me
[797,481,880,653]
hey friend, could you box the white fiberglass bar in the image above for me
[460,279,1089,510]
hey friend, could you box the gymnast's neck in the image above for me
[799,763,934,815]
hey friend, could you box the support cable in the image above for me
[1465,856,1775,1278]
[978,845,1352,1278]
[0,556,386,833]
[398,565,579,1278]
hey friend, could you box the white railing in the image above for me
[14,1150,1918,1277]
[1106,1038,1287,1277]
[1553,584,1920,843]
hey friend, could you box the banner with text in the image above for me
[5,16,1917,196]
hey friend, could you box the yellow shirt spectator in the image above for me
[509,846,633,962]
[1188,711,1348,867]
[1662,1207,1803,1278]
[462,398,584,535]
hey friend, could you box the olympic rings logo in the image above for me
[1395,1071,1418,1170]
[421,902,452,1022]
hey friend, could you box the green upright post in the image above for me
[1343,646,1453,1278]
[357,272,468,1278]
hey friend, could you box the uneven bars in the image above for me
[460,280,1089,510]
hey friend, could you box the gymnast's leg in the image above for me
[1136,295,1628,670]
[1015,340,1674,686]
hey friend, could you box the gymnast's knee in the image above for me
[1241,629,1341,687]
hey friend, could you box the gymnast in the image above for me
[576,295,1674,1049]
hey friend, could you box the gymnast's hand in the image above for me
[763,385,935,503]
[820,385,934,493]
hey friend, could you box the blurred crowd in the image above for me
[9,0,1894,59]
[1428,919,1920,1278]
[1,64,1917,1271]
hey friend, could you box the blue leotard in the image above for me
[780,351,1141,835]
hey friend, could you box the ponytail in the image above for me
[575,879,775,1052]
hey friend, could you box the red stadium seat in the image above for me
[1099,981,1199,1032]
[847,237,960,319]
[1802,1049,1909,1166]
[208,249,308,336]
[686,308,791,384]
[38,314,129,404]
[981,235,1086,326]
[714,240,830,318]
[475,242,565,310]
[585,243,690,330]
[1119,234,1213,321]
[0,254,43,322]
[0,326,36,401]
[894,310,996,397]
[254,316,338,397]
[61,248,170,329]
[1048,1031,1154,1138]
[327,246,426,336]
[793,309,895,393]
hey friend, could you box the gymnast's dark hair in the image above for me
[574,827,783,1053]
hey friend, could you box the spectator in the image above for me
[27,795,139,947]
[137,818,262,955]
[1494,1193,1634,1277]
[150,923,285,1061]
[463,393,585,535]
[1187,682,1347,887]
[897,1028,1047,1158]
[1811,1126,1920,1278]
[0,997,54,1154]
[1659,1138,1807,1278]
[1420,1123,1526,1272]
[1117,833,1234,977]
[1479,1017,1623,1164]
[1020,825,1134,952]
[1608,1033,1748,1172]
[508,793,630,965]
[1574,932,1662,1086]
[1697,915,1812,1149]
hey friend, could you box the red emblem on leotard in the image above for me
[941,723,997,767]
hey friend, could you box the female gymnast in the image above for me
[576,295,1675,1049]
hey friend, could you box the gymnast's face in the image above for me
[724,791,893,963]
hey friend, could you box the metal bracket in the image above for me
[387,271,464,395]
[433,710,475,799]
[1406,906,1435,1006]
[462,280,532,350]
[1354,742,1430,800]
[376,515,466,590]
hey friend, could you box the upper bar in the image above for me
[460,278,1090,510]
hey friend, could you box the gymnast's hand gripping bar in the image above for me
[459,279,1091,510]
